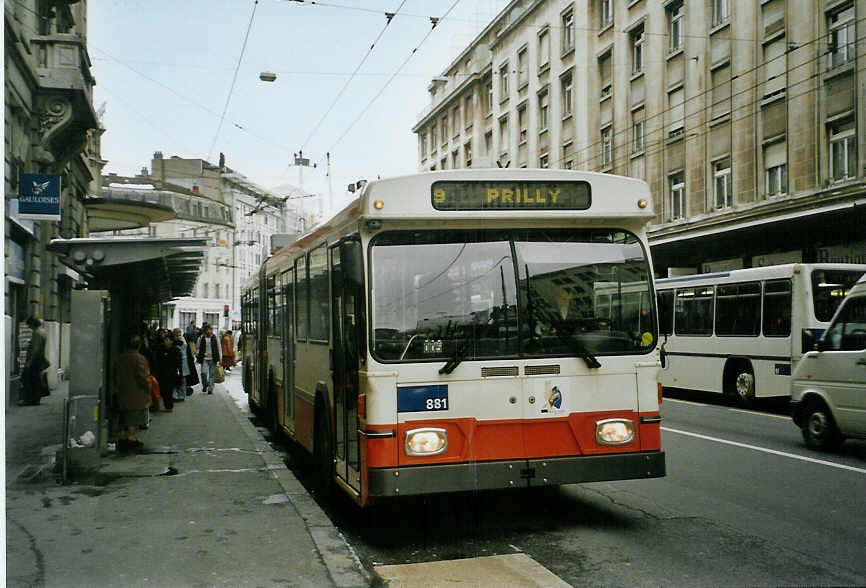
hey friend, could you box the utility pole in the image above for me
[326,152,333,217]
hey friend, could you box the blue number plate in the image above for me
[397,385,449,413]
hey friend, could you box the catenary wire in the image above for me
[207,0,260,162]
[300,0,408,150]
[327,0,463,152]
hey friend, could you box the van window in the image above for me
[824,297,866,351]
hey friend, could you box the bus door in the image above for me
[250,286,260,406]
[330,240,363,492]
[281,268,294,432]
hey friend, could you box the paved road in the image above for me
[278,395,866,586]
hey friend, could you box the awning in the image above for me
[84,197,176,232]
[48,237,208,302]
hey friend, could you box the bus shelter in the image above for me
[47,237,208,474]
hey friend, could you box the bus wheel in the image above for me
[313,396,333,498]
[803,402,843,451]
[732,365,755,408]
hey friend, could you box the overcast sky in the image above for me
[89,0,509,218]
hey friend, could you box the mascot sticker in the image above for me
[538,379,568,415]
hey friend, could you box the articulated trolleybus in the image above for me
[241,170,665,506]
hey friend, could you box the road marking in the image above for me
[663,398,707,407]
[661,427,866,474]
[727,408,789,420]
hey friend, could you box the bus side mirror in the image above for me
[340,240,364,289]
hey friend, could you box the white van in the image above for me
[791,273,866,450]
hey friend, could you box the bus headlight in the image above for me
[595,419,635,446]
[405,428,448,456]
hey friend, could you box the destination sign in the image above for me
[431,180,591,211]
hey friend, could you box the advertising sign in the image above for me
[18,173,61,220]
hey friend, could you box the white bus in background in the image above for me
[655,263,866,406]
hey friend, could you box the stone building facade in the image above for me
[5,1,101,404]
[412,0,865,276]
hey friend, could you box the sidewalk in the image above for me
[5,367,372,587]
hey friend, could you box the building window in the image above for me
[514,47,527,88]
[713,0,730,27]
[562,141,573,167]
[538,28,550,70]
[485,130,493,156]
[763,37,785,98]
[464,95,473,129]
[711,64,731,119]
[667,86,685,137]
[518,105,527,144]
[486,81,493,114]
[713,158,732,209]
[632,115,645,153]
[601,126,612,168]
[539,153,549,168]
[465,141,472,167]
[828,3,855,69]
[599,0,612,29]
[499,115,510,154]
[538,90,549,131]
[441,117,448,146]
[215,283,221,298]
[561,8,574,54]
[431,125,437,151]
[669,173,685,220]
[203,282,210,299]
[452,150,459,169]
[499,62,509,98]
[565,159,574,170]
[829,120,856,181]
[599,51,612,99]
[441,157,447,170]
[765,141,787,196]
[561,73,573,117]
[452,106,460,138]
[631,24,644,74]
[420,132,427,159]
[668,2,684,53]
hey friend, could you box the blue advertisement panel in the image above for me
[18,173,61,220]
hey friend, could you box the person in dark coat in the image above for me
[112,334,152,452]
[173,328,199,396]
[21,316,48,405]
[152,331,181,412]
[196,324,221,394]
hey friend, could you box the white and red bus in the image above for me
[241,170,665,506]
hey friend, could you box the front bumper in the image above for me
[368,451,666,497]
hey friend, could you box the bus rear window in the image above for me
[812,269,864,322]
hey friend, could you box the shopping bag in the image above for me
[149,375,161,409]
[215,364,225,383]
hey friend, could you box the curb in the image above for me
[219,390,373,588]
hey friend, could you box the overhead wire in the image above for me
[207,0,260,162]
[561,31,864,173]
[486,20,866,173]
[300,0,408,150]
[327,0,463,152]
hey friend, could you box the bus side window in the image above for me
[763,279,792,337]
[657,290,674,336]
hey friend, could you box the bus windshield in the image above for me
[371,229,656,363]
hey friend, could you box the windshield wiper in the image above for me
[556,332,601,369]
[439,341,469,375]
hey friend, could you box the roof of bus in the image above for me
[242,170,655,290]
[655,263,866,286]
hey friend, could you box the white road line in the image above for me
[663,398,707,407]
[727,408,790,420]
[661,427,866,474]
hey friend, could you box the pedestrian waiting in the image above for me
[20,316,49,406]
[112,334,152,453]
[196,324,221,394]
[173,328,199,397]
[152,330,181,412]
[221,329,235,372]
